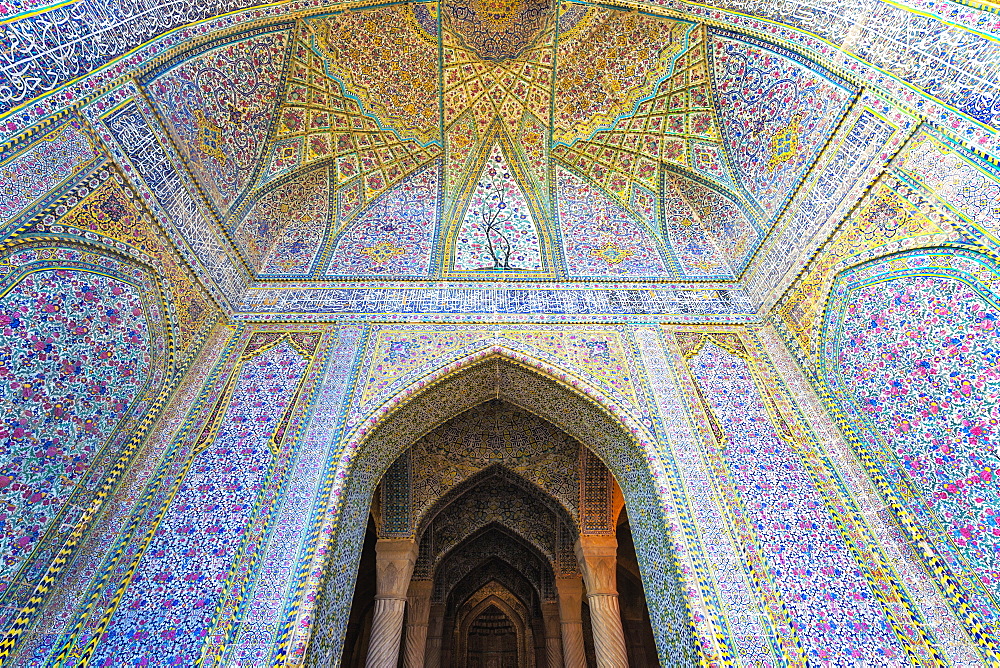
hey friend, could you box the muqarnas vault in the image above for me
[0,0,999,665]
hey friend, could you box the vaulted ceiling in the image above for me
[137,0,855,283]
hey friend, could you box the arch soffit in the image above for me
[345,347,660,478]
[457,591,531,647]
[407,399,583,523]
[417,463,576,540]
[432,524,556,599]
[446,557,544,613]
[418,475,566,567]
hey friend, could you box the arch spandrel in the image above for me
[296,350,699,666]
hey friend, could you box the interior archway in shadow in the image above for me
[304,354,697,666]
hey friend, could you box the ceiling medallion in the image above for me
[442,0,554,61]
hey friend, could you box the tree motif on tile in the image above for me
[145,28,290,215]
[453,144,543,272]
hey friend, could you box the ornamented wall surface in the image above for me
[1,0,999,665]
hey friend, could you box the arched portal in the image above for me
[298,352,698,666]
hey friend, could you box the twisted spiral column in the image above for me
[542,600,564,668]
[587,595,628,668]
[555,576,587,668]
[423,602,445,668]
[402,580,433,668]
[366,598,408,668]
[365,538,419,668]
[575,535,628,668]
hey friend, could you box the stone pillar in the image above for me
[423,602,446,668]
[365,538,419,668]
[542,600,564,668]
[575,536,628,668]
[402,579,433,668]
[555,576,587,668]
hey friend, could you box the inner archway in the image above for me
[304,353,698,666]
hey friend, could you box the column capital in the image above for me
[574,535,618,596]
[554,575,584,622]
[375,538,419,600]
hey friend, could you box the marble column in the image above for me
[423,602,446,668]
[575,536,628,668]
[402,579,433,668]
[555,576,587,668]
[365,538,419,668]
[542,600,564,668]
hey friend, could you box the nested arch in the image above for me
[297,350,698,666]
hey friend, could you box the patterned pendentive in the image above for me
[308,5,439,145]
[672,173,760,275]
[326,162,440,278]
[144,27,290,216]
[557,167,668,278]
[0,120,97,235]
[661,175,733,279]
[0,268,151,595]
[686,339,913,664]
[264,20,440,205]
[234,164,330,276]
[452,143,544,273]
[710,31,854,220]
[552,19,723,218]
[87,337,310,665]
[553,13,709,147]
[823,253,1000,646]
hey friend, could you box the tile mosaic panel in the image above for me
[326,162,440,278]
[84,338,309,665]
[686,338,925,664]
[710,30,854,220]
[89,88,248,308]
[820,249,1000,658]
[0,119,97,237]
[746,94,917,311]
[234,164,331,277]
[776,177,955,360]
[557,167,669,279]
[0,268,152,596]
[13,323,232,665]
[25,172,220,356]
[895,127,1000,246]
[143,26,291,217]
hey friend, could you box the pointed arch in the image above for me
[293,347,699,666]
